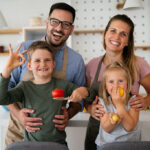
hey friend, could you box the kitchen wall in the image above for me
[1,0,150,93]
[71,0,150,64]
[0,0,70,72]
[0,1,150,150]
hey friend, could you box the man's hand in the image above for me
[18,108,43,132]
[53,106,69,131]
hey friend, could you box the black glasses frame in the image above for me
[49,18,73,30]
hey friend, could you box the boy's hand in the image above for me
[70,87,88,102]
[2,43,28,78]
[7,43,28,71]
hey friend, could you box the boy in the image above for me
[0,41,95,145]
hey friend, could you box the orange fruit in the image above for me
[112,114,120,122]
[120,88,124,96]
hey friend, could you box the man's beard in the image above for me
[47,34,66,48]
[49,40,65,48]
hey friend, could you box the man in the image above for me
[5,2,86,147]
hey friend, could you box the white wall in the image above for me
[0,0,71,72]
[71,0,150,64]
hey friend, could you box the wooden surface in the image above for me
[0,29,22,34]
[0,51,9,56]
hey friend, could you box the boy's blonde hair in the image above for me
[99,61,132,105]
[27,41,53,62]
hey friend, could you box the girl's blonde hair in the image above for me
[99,61,132,105]
[102,14,138,83]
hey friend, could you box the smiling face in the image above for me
[105,69,127,98]
[27,49,56,83]
[45,9,74,49]
[104,20,130,53]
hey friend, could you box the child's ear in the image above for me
[26,62,32,70]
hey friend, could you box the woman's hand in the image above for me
[88,96,105,121]
[17,108,43,133]
[129,94,148,111]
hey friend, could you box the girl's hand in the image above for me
[109,112,121,125]
[111,87,126,106]
[6,43,28,71]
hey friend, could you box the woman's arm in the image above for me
[130,74,150,110]
[85,77,105,120]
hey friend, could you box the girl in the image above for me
[95,62,141,149]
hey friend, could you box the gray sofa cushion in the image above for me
[99,141,150,150]
[5,141,69,150]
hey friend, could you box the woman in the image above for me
[84,14,150,150]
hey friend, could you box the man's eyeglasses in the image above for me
[49,18,73,30]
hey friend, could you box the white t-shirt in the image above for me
[95,97,141,146]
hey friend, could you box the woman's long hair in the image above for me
[103,14,137,83]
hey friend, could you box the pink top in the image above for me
[86,56,150,94]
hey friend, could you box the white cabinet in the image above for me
[23,26,46,41]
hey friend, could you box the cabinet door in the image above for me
[23,27,46,41]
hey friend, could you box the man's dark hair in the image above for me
[49,2,76,23]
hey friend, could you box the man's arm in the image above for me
[7,103,43,132]
[53,55,86,130]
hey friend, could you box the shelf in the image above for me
[0,29,22,34]
[1,28,149,51]
[134,46,150,50]
[74,29,104,34]
[73,30,150,50]
[23,26,46,41]
[0,51,9,56]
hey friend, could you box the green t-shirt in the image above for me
[0,76,96,144]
